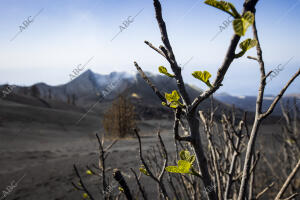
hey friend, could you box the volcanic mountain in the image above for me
[0,70,241,122]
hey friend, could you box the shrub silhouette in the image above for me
[102,95,136,138]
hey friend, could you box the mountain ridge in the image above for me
[1,70,298,118]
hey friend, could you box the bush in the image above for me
[102,95,137,138]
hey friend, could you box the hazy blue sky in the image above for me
[0,0,299,95]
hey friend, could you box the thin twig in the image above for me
[261,68,300,119]
[130,168,148,200]
[275,158,300,200]
[144,40,166,58]
[73,164,96,200]
[134,128,170,199]
[255,182,274,199]
[134,61,166,102]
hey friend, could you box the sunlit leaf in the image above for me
[205,0,230,13]
[179,150,196,164]
[163,90,183,108]
[192,71,212,87]
[233,18,244,36]
[86,170,93,175]
[205,0,240,18]
[139,166,150,176]
[286,138,296,146]
[118,187,124,193]
[233,11,254,36]
[167,90,180,102]
[239,38,257,51]
[166,160,192,174]
[169,101,180,108]
[179,150,190,161]
[243,11,255,26]
[82,193,89,199]
[172,90,180,100]
[235,38,257,58]
[158,66,175,78]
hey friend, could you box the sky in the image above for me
[0,0,299,96]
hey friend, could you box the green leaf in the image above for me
[163,90,184,108]
[165,166,181,173]
[82,193,89,199]
[233,18,244,36]
[162,90,183,108]
[235,38,257,58]
[188,155,196,164]
[172,90,180,100]
[192,71,212,87]
[165,90,180,102]
[243,11,255,25]
[233,11,254,36]
[118,187,124,193]
[205,0,230,13]
[166,160,192,174]
[175,160,192,173]
[239,38,257,51]
[286,138,296,146]
[179,150,196,164]
[86,170,93,175]
[169,101,180,108]
[158,66,175,78]
[139,166,150,176]
[205,0,240,18]
[179,150,190,161]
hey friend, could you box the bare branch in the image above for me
[113,169,133,200]
[157,131,168,180]
[275,158,300,200]
[263,70,273,82]
[237,2,299,197]
[199,110,223,200]
[261,67,300,119]
[130,168,148,200]
[153,0,175,60]
[104,139,118,152]
[73,164,96,200]
[96,133,108,191]
[174,108,192,142]
[167,174,181,200]
[135,129,158,181]
[189,83,223,113]
[159,45,172,63]
[282,193,299,200]
[255,182,274,199]
[144,40,166,58]
[134,61,166,102]
[247,56,258,61]
[153,0,191,105]
[134,129,170,199]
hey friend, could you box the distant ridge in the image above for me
[1,70,298,119]
[214,93,300,116]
